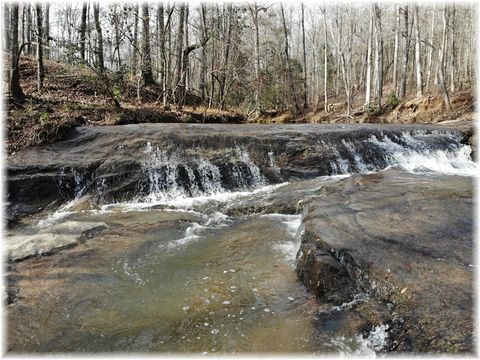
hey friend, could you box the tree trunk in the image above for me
[301,3,307,109]
[365,4,374,106]
[10,3,25,102]
[157,4,165,97]
[141,3,155,85]
[449,4,456,92]
[323,6,328,112]
[36,2,44,93]
[425,4,435,92]
[413,5,423,97]
[80,3,87,62]
[93,3,104,70]
[113,5,122,71]
[392,5,400,95]
[184,5,189,91]
[174,4,185,101]
[199,4,208,103]
[44,2,50,59]
[438,4,451,111]
[3,3,11,52]
[399,5,410,100]
[219,5,232,109]
[280,4,300,114]
[131,5,139,75]
[374,3,383,110]
[26,4,32,55]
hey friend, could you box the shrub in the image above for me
[387,91,400,109]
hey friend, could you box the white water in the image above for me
[260,213,303,266]
[367,132,477,177]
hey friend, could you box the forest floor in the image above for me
[4,56,476,154]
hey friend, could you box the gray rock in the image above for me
[6,221,107,261]
[296,170,473,352]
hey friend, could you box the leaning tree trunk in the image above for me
[10,3,25,102]
[36,2,44,94]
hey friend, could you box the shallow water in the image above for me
[7,176,387,354]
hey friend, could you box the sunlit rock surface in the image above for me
[297,170,473,352]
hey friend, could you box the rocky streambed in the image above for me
[5,123,476,354]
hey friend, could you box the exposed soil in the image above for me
[5,57,246,154]
[5,56,475,155]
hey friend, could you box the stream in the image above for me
[6,125,477,354]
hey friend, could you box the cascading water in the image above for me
[316,130,476,177]
[51,130,475,208]
[138,142,267,204]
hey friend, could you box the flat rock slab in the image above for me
[6,221,107,261]
[297,170,473,352]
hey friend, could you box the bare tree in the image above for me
[280,3,300,113]
[374,3,383,110]
[44,2,50,59]
[437,4,451,110]
[79,3,87,62]
[36,2,44,93]
[322,6,328,112]
[399,5,410,100]
[425,4,436,92]
[10,3,25,102]
[93,2,104,70]
[392,5,400,95]
[141,3,155,84]
[199,3,208,103]
[413,4,423,97]
[365,4,374,106]
[301,3,308,108]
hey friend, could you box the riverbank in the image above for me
[6,57,476,155]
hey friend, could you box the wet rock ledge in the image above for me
[296,170,473,352]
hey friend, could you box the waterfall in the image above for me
[314,130,476,177]
[139,143,267,203]
[53,130,476,207]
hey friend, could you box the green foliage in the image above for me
[39,111,50,123]
[366,104,377,115]
[386,91,400,109]
[112,85,122,102]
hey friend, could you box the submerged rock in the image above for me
[296,170,473,352]
[6,221,107,261]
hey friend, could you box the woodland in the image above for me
[3,2,476,152]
